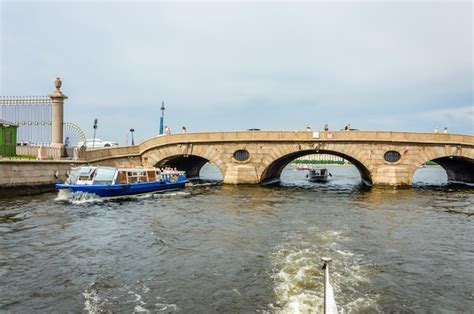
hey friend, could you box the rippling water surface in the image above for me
[0,164,473,312]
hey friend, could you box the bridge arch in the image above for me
[411,155,474,185]
[260,149,373,185]
[140,142,227,180]
[153,154,224,179]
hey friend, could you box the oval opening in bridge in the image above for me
[384,151,401,163]
[233,149,250,162]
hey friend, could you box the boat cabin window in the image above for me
[126,170,147,183]
[147,170,156,181]
[77,167,96,181]
[116,171,127,184]
[93,168,116,185]
[66,167,83,183]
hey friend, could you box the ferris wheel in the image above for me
[63,122,86,146]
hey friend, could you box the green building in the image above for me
[0,119,18,157]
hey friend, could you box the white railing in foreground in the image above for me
[322,257,338,314]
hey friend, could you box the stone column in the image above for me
[48,77,68,156]
[371,165,412,187]
[223,164,260,184]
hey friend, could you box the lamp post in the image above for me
[130,128,135,145]
[92,118,98,148]
[159,101,165,135]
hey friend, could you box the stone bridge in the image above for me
[83,131,474,187]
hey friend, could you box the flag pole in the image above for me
[159,101,165,135]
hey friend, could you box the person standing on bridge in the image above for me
[64,137,70,158]
[182,126,187,133]
[443,127,448,133]
[165,125,171,135]
[324,124,329,131]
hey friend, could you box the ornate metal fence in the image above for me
[0,96,86,147]
[0,96,52,145]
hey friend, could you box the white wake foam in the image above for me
[83,283,110,313]
[270,229,379,313]
[153,191,190,198]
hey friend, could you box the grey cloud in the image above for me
[1,1,472,142]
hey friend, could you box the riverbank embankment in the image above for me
[0,160,84,197]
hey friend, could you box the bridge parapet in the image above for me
[137,131,473,152]
[83,145,139,162]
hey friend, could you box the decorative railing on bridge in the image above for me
[16,145,62,160]
[14,145,86,161]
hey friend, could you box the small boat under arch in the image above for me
[307,168,332,183]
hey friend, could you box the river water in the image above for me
[0,165,473,313]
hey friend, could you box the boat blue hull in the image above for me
[55,180,187,197]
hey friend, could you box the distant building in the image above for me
[0,119,18,157]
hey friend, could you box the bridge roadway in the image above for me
[83,130,474,187]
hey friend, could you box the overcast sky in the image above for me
[1,0,472,143]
